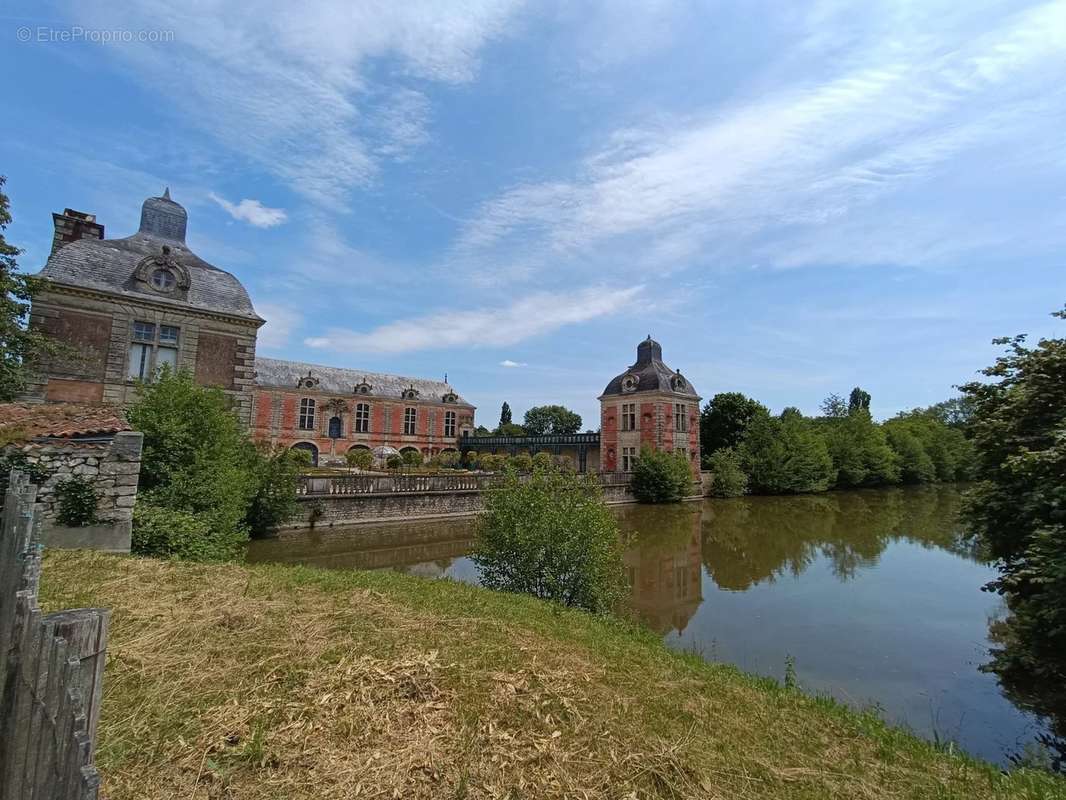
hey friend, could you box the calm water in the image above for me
[247,486,1052,767]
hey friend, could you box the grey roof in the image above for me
[255,356,474,406]
[38,192,261,322]
[601,336,700,399]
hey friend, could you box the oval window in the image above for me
[151,268,176,291]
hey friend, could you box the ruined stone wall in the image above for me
[3,431,143,552]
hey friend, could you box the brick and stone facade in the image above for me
[599,337,701,475]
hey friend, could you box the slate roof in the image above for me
[0,403,131,441]
[254,357,474,406]
[601,336,701,399]
[37,192,261,322]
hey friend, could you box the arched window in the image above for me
[444,410,457,437]
[355,402,370,433]
[291,441,318,466]
[298,398,316,430]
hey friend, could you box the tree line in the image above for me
[472,401,585,437]
[700,387,975,498]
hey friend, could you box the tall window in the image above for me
[298,398,316,430]
[404,407,417,435]
[354,402,370,433]
[675,403,687,432]
[444,410,457,437]
[127,321,180,380]
[621,403,636,431]
[621,446,637,472]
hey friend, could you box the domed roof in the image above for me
[600,336,700,399]
[139,187,188,242]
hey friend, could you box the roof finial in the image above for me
[444,372,448,383]
[162,186,171,200]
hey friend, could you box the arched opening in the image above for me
[346,444,371,453]
[327,416,343,439]
[290,442,319,466]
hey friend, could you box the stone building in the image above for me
[25,192,478,454]
[251,357,475,465]
[26,191,263,424]
[599,336,701,474]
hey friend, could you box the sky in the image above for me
[3,0,1065,429]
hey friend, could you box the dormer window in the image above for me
[442,392,458,404]
[621,374,639,393]
[150,268,176,291]
[298,372,319,390]
[354,379,373,395]
[401,386,419,400]
[671,372,687,391]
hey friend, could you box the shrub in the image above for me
[531,451,554,472]
[346,448,374,471]
[478,453,507,471]
[54,475,99,527]
[245,446,304,537]
[386,454,402,470]
[132,502,245,562]
[705,448,748,497]
[0,450,49,500]
[463,450,478,468]
[401,449,423,467]
[740,414,835,494]
[473,467,626,613]
[631,447,693,503]
[509,453,533,472]
[437,451,460,468]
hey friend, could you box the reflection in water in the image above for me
[246,485,1051,768]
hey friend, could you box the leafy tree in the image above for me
[740,413,835,494]
[887,409,974,481]
[820,393,848,418]
[848,387,871,414]
[961,309,1066,693]
[705,447,748,497]
[819,408,900,488]
[401,448,423,467]
[883,424,936,484]
[473,466,626,613]
[473,425,493,437]
[127,369,258,558]
[0,176,57,400]
[499,401,512,427]
[926,396,975,430]
[386,453,402,470]
[495,422,526,437]
[523,404,582,436]
[699,392,769,458]
[345,448,374,471]
[631,446,693,503]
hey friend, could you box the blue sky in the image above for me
[3,1,1064,428]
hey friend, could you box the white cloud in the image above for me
[73,0,526,203]
[500,359,527,367]
[255,303,301,350]
[209,193,288,228]
[304,285,642,354]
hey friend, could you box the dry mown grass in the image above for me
[39,551,1064,800]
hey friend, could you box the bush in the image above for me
[346,448,374,471]
[463,451,479,468]
[132,502,245,562]
[509,453,533,472]
[386,454,402,470]
[478,453,507,472]
[401,449,423,467]
[54,475,99,527]
[705,448,748,497]
[437,451,460,468]
[472,467,626,613]
[631,447,693,503]
[532,452,554,472]
[245,446,304,537]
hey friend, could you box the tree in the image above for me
[884,424,936,484]
[699,393,769,458]
[401,449,423,467]
[345,448,374,471]
[0,176,57,400]
[495,422,526,437]
[740,413,835,494]
[472,466,626,613]
[961,309,1066,692]
[631,446,693,503]
[473,425,493,437]
[705,447,748,497]
[245,445,306,537]
[820,393,848,418]
[848,387,871,414]
[523,404,582,436]
[127,369,258,558]
[819,408,900,488]
[499,401,512,427]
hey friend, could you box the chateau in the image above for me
[26,191,699,471]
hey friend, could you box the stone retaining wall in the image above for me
[2,431,143,552]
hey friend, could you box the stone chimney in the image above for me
[51,209,104,255]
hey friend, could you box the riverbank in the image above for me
[40,551,1063,799]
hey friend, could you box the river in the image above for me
[247,485,1055,768]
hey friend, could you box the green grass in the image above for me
[39,551,1066,800]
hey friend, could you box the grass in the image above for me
[39,551,1066,800]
